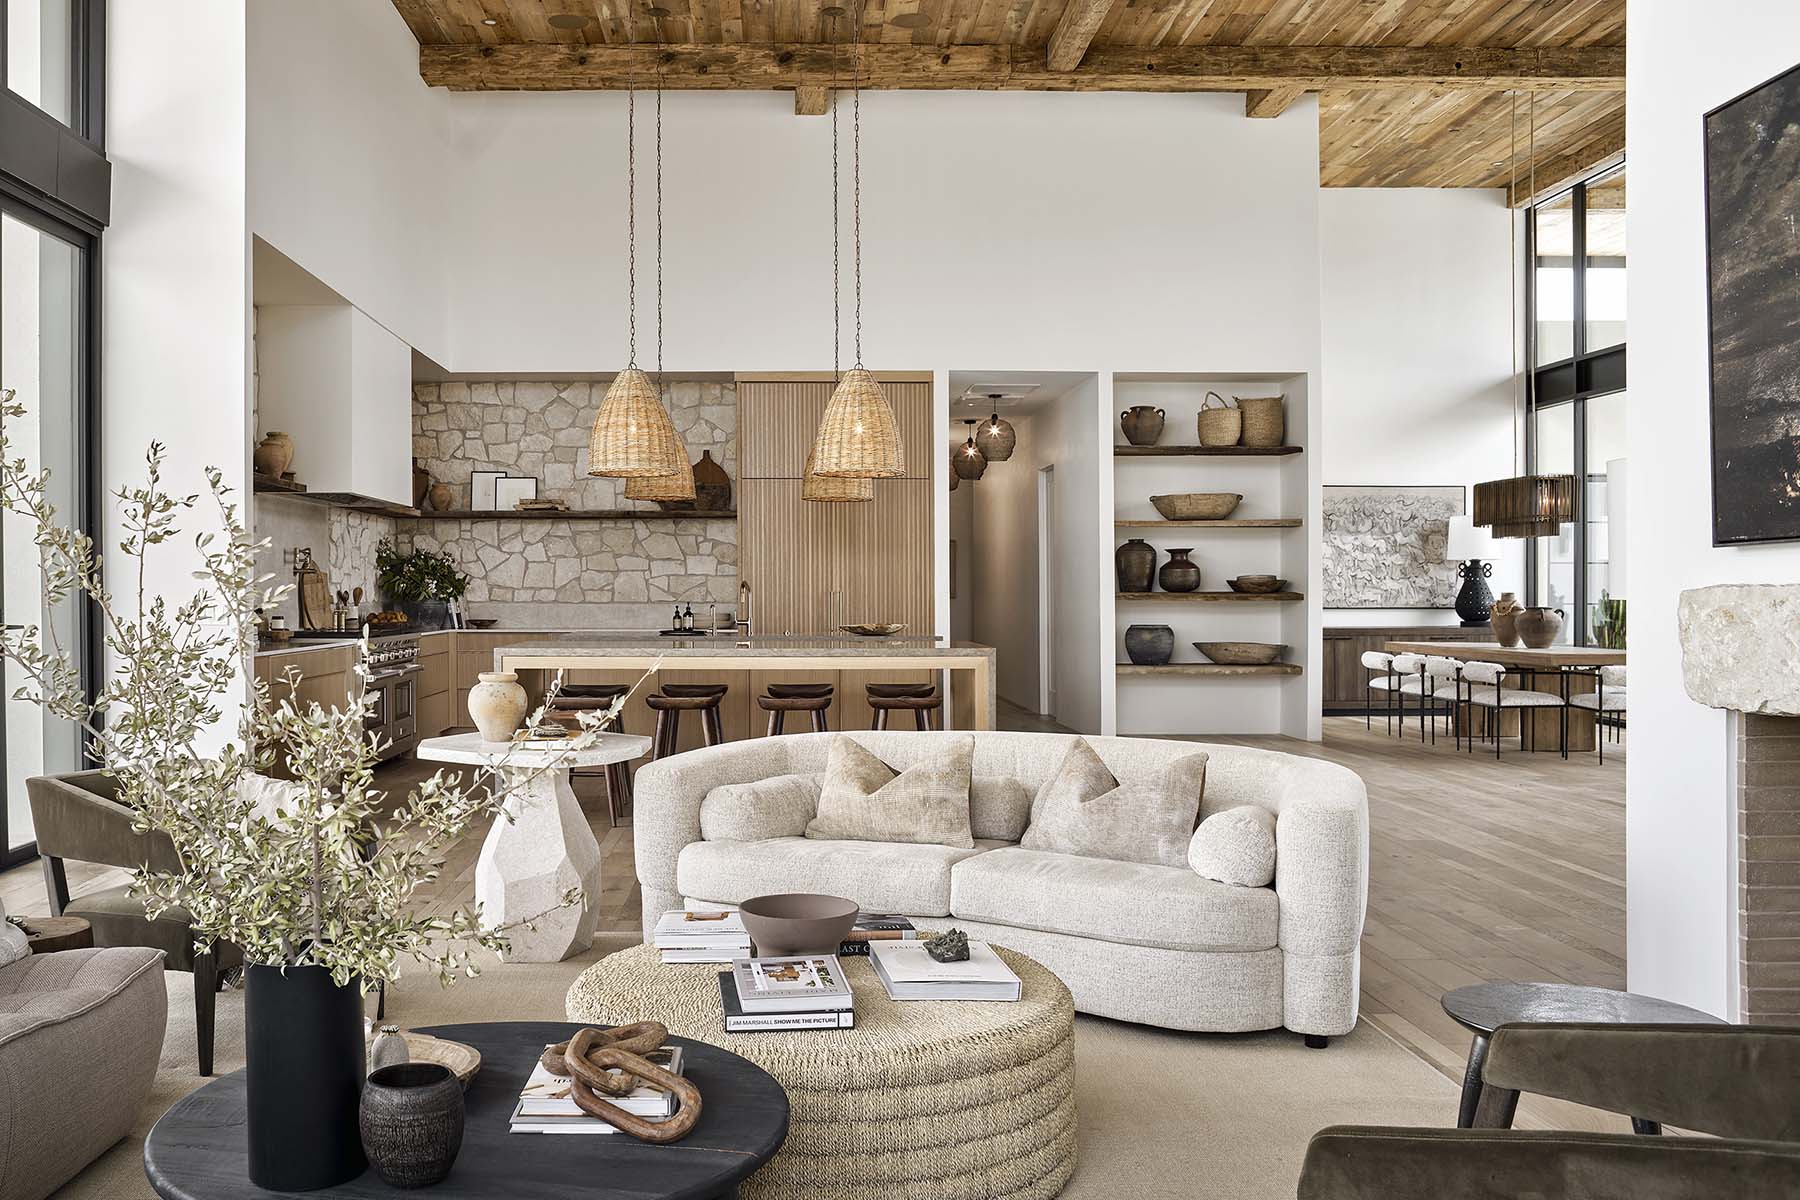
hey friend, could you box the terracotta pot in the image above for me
[1515,606,1565,649]
[412,460,431,509]
[1490,592,1522,647]
[1120,406,1165,447]
[254,431,294,478]
[1115,538,1157,593]
[1158,548,1201,593]
[468,671,527,741]
[1124,625,1174,666]
[427,481,454,512]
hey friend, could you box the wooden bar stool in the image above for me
[866,682,942,731]
[758,683,833,736]
[548,683,634,826]
[647,683,729,759]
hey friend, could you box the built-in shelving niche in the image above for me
[252,474,736,522]
[1109,372,1316,739]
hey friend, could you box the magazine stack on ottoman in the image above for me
[566,942,1076,1200]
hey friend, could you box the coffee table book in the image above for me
[655,908,752,964]
[509,1045,684,1134]
[730,955,853,1013]
[836,912,918,956]
[868,940,1023,1001]
[717,973,856,1032]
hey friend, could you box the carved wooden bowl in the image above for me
[1194,641,1287,666]
[840,623,906,637]
[1226,576,1287,594]
[1151,492,1242,521]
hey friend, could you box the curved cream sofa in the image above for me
[633,730,1369,1041]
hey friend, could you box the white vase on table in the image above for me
[468,671,527,741]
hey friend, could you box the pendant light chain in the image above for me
[1509,90,1519,476]
[626,55,638,369]
[656,52,664,382]
[831,18,841,381]
[852,0,863,368]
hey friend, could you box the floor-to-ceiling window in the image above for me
[1527,163,1627,645]
[1,0,105,866]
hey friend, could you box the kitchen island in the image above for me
[495,635,997,734]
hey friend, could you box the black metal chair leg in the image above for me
[194,952,217,1077]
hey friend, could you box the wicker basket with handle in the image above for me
[1238,395,1285,447]
[1196,391,1242,447]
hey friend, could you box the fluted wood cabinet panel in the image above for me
[738,379,935,636]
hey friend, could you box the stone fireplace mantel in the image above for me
[1679,584,1800,716]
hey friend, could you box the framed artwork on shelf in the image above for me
[470,471,506,512]
[1322,485,1464,609]
[493,476,539,512]
[1705,59,1800,544]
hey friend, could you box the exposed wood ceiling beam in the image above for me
[1506,109,1625,206]
[418,43,1624,94]
[1046,0,1118,72]
[793,85,828,115]
[1244,87,1305,118]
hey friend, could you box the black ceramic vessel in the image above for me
[1158,549,1201,593]
[361,1062,466,1189]
[245,963,367,1191]
[1453,559,1494,627]
[1115,538,1157,592]
[1124,624,1175,666]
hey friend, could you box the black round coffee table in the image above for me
[1442,982,1723,1130]
[144,1021,789,1200]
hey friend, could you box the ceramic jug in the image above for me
[1490,592,1522,647]
[1516,606,1564,650]
[1120,406,1165,447]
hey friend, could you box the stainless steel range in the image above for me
[360,633,421,761]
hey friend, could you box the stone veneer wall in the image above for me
[407,381,738,626]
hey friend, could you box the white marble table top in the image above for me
[416,731,652,770]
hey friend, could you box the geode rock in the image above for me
[925,929,970,963]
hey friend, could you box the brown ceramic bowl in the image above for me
[739,893,860,956]
[1226,576,1287,594]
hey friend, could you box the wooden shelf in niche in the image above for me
[1117,663,1302,677]
[252,472,307,495]
[1115,518,1300,528]
[1114,445,1302,457]
[1116,591,1303,603]
[413,509,738,522]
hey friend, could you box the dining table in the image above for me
[1381,641,1625,753]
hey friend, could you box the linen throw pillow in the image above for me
[1021,738,1207,868]
[701,774,822,842]
[0,896,28,967]
[1189,805,1277,887]
[804,735,976,849]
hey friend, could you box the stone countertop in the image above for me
[252,627,684,658]
[493,635,995,659]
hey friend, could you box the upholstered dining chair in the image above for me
[1570,664,1627,763]
[27,770,240,1075]
[1386,653,1434,743]
[1360,651,1398,735]
[1422,656,1467,748]
[1455,661,1568,759]
[1296,1022,1800,1199]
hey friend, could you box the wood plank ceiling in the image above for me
[390,0,1625,196]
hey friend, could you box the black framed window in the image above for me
[1526,162,1627,646]
[0,0,103,868]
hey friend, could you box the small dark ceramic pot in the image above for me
[1515,606,1565,650]
[1115,539,1157,593]
[1120,406,1166,447]
[1158,549,1200,593]
[360,1062,465,1189]
[1124,624,1175,666]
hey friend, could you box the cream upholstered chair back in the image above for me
[1600,664,1626,688]
[1459,660,1506,687]
[1423,655,1463,684]
[1391,653,1427,675]
[1360,651,1394,672]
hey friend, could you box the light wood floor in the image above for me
[1,711,1624,1132]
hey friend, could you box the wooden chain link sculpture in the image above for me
[539,1022,702,1142]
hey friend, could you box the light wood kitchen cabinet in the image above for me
[253,646,358,712]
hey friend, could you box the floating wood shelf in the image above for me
[1116,591,1303,603]
[1114,445,1303,457]
[1114,518,1301,528]
[1117,663,1302,677]
[413,509,738,522]
[252,472,307,495]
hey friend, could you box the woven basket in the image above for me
[588,368,686,477]
[811,368,906,478]
[1237,395,1285,447]
[1196,391,1241,447]
[802,447,874,503]
[623,451,696,502]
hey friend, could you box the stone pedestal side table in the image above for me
[417,732,650,962]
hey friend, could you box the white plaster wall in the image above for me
[1625,0,1800,1018]
[969,414,1044,712]
[1318,188,1525,625]
[1037,378,1108,735]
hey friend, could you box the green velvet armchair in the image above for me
[1298,1022,1800,1199]
[26,770,241,1076]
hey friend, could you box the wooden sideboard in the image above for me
[1322,624,1492,714]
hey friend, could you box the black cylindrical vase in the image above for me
[246,964,368,1191]
[361,1063,465,1189]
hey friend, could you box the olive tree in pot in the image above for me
[375,540,469,630]
[0,392,628,1192]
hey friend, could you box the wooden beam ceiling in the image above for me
[419,43,1623,93]
[1245,87,1305,119]
[1045,0,1116,72]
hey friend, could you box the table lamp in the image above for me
[1444,515,1497,627]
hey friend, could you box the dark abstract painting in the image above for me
[1706,61,1800,544]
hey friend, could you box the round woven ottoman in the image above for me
[567,943,1076,1200]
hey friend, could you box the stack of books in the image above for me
[654,908,751,963]
[509,1045,685,1135]
[718,954,856,1032]
[868,939,1023,1002]
[836,912,919,956]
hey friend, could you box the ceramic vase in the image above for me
[245,964,367,1191]
[1490,592,1522,647]
[1124,624,1175,666]
[468,671,527,741]
[370,1025,410,1072]
[427,481,454,512]
[1119,406,1165,447]
[1516,606,1565,650]
[1116,539,1158,593]
[1158,549,1201,593]
[360,1062,465,1189]
[253,431,294,478]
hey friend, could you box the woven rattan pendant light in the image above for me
[975,405,1016,461]
[590,50,686,481]
[953,420,988,481]
[1474,91,1576,540]
[809,0,904,480]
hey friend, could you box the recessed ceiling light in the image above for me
[547,13,594,29]
[889,11,932,27]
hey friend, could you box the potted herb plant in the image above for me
[0,391,633,1191]
[376,540,469,630]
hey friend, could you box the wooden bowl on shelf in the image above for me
[1227,576,1287,594]
[840,623,905,637]
[1193,641,1287,665]
[1151,492,1242,521]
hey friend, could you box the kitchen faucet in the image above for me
[737,581,754,641]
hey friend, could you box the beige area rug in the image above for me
[62,936,1459,1199]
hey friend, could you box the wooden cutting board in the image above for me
[297,566,332,630]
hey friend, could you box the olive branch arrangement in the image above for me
[0,388,646,990]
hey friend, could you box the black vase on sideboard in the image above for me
[1453,559,1494,627]
[245,963,368,1191]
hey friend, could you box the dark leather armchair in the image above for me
[1298,1022,1800,1199]
[27,770,241,1075]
